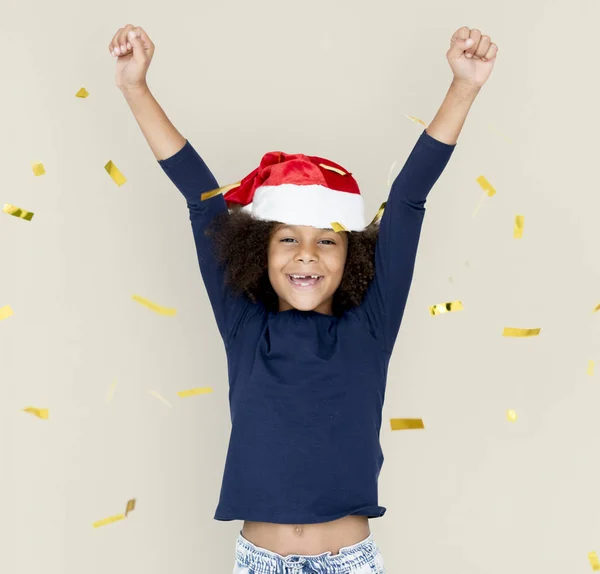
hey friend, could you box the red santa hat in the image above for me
[207,151,366,231]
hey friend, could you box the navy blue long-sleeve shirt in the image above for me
[157,129,455,523]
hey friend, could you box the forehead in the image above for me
[273,224,336,233]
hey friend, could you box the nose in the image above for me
[296,254,317,264]
[294,246,318,264]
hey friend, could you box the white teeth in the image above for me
[290,274,320,279]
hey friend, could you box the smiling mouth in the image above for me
[287,274,324,288]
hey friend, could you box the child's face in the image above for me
[268,224,348,315]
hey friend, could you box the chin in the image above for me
[278,290,333,313]
[285,296,323,311]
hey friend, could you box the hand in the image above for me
[446,27,498,89]
[108,24,155,92]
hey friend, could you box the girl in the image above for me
[109,24,498,573]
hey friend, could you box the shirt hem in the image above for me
[213,505,386,523]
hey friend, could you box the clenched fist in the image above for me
[108,24,155,92]
[447,26,499,88]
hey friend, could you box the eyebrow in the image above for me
[276,225,336,233]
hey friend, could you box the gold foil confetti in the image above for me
[319,163,347,176]
[124,498,136,517]
[488,124,512,144]
[477,175,496,197]
[507,409,518,422]
[0,305,14,321]
[104,161,127,186]
[514,215,524,239]
[201,181,241,201]
[22,407,49,420]
[32,162,45,176]
[589,552,600,571]
[93,514,125,528]
[594,304,600,313]
[75,87,89,98]
[369,202,386,227]
[502,327,541,338]
[132,295,176,316]
[390,418,425,431]
[3,204,34,221]
[429,300,464,316]
[330,222,348,233]
[588,361,595,376]
[472,176,496,218]
[148,390,172,407]
[106,379,117,402]
[93,498,136,528]
[404,113,427,127]
[177,387,214,398]
[386,160,399,188]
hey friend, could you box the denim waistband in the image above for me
[235,531,378,573]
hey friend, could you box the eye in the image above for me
[279,237,297,243]
[319,239,336,245]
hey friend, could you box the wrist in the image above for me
[119,83,151,99]
[450,78,481,97]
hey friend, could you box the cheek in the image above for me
[327,251,348,282]
[267,249,285,280]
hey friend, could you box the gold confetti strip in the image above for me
[472,176,496,218]
[3,204,34,221]
[177,387,214,398]
[589,552,600,571]
[476,175,496,197]
[32,162,45,176]
[429,300,464,316]
[404,113,427,127]
[22,407,49,420]
[319,163,347,176]
[502,327,541,338]
[330,222,348,233]
[75,87,89,98]
[201,181,241,201]
[106,379,117,402]
[488,124,512,144]
[132,295,176,316]
[390,418,424,431]
[0,305,13,321]
[513,215,525,239]
[148,390,172,407]
[104,161,127,186]
[507,409,518,422]
[386,160,399,188]
[93,514,125,528]
[124,498,136,517]
[588,361,595,376]
[369,202,386,227]
[593,304,600,313]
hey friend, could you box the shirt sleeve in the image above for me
[157,140,254,344]
[359,128,456,354]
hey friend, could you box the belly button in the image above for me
[294,525,304,536]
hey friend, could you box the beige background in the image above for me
[2,0,600,572]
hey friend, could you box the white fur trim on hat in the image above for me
[242,184,365,231]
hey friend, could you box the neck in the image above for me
[278,300,334,315]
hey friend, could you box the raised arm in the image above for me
[360,79,484,353]
[113,25,253,343]
[358,25,498,353]
[359,125,456,354]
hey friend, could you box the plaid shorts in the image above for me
[232,531,385,573]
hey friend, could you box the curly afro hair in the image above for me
[205,205,380,316]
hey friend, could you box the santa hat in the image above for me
[203,151,366,231]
